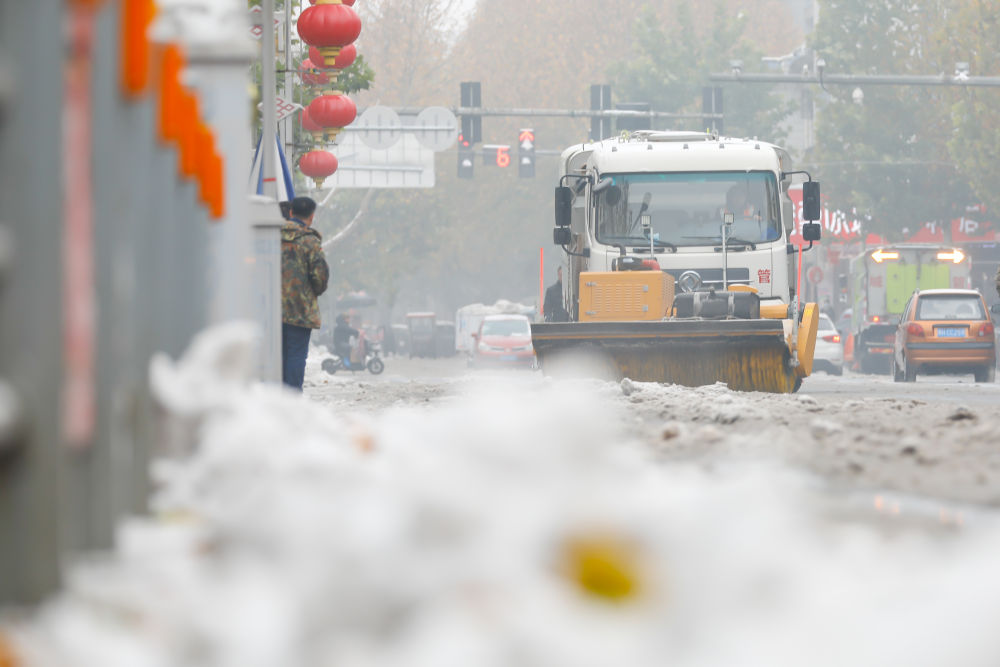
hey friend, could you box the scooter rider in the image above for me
[333,314,360,368]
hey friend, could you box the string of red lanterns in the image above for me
[296,0,363,188]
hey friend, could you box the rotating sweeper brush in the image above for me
[532,272,818,394]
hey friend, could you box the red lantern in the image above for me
[300,107,325,143]
[309,0,356,5]
[332,43,357,69]
[299,58,330,86]
[308,93,356,142]
[297,2,361,67]
[299,150,338,189]
[311,44,357,70]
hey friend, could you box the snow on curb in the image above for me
[11,327,1000,666]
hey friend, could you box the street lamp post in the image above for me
[260,0,277,200]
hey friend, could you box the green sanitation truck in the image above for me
[847,245,971,373]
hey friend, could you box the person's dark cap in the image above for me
[278,201,292,220]
[291,196,317,219]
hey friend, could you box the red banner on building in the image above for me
[787,185,1000,245]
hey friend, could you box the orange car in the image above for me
[892,289,996,383]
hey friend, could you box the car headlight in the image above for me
[513,345,533,352]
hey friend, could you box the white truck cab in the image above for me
[556,131,804,318]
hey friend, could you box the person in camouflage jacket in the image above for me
[281,196,329,390]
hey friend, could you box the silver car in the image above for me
[813,313,844,375]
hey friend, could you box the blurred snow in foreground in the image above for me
[12,325,1000,666]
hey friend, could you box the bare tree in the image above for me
[322,189,376,249]
[354,0,465,106]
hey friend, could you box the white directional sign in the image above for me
[356,105,403,150]
[330,118,435,189]
[413,106,458,152]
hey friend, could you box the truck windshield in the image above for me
[595,171,782,248]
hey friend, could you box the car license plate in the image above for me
[501,355,517,361]
[937,328,965,338]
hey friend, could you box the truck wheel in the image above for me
[974,365,995,383]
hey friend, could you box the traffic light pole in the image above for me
[387,105,722,121]
[709,72,1000,87]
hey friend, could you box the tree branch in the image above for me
[322,188,375,249]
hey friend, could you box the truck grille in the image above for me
[663,268,751,286]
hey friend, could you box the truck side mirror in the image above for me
[991,303,1000,315]
[802,222,822,242]
[553,227,571,245]
[802,181,821,221]
[555,186,573,228]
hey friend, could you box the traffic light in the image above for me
[460,81,482,144]
[457,133,474,179]
[518,128,535,178]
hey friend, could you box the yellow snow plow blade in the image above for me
[532,311,817,394]
[793,302,819,380]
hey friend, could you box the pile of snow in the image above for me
[11,326,1000,666]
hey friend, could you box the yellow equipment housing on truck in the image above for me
[532,131,823,393]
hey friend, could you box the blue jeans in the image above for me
[282,323,312,390]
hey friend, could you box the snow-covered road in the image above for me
[9,331,1000,666]
[308,352,1000,506]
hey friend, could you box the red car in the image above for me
[469,314,536,368]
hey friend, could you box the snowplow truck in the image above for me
[531,131,823,393]
[847,245,971,373]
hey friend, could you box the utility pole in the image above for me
[260,0,277,200]
[281,0,293,160]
